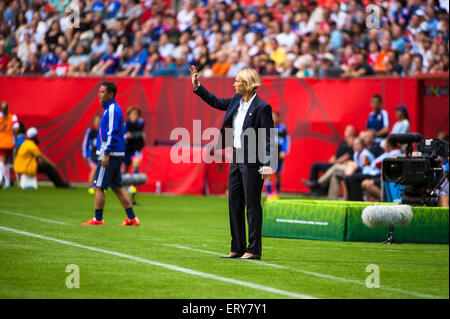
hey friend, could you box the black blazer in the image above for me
[194,84,275,166]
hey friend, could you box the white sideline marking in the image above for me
[0,226,314,299]
[276,218,328,226]
[0,209,69,225]
[164,244,445,299]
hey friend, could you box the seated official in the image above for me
[14,127,71,189]
[302,124,357,195]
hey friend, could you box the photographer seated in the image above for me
[14,128,71,189]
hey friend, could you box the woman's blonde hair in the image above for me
[237,67,261,92]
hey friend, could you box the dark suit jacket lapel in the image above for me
[242,94,259,131]
[221,95,242,129]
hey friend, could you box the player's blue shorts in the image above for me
[93,156,124,189]
[124,149,142,165]
[276,159,284,173]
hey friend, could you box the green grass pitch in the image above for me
[0,186,448,299]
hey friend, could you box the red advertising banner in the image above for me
[0,76,434,194]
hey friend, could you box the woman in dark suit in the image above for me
[190,65,275,260]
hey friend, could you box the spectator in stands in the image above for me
[23,52,43,74]
[277,21,297,49]
[366,94,390,140]
[17,31,37,65]
[399,52,413,75]
[44,20,64,52]
[177,0,195,33]
[50,50,70,76]
[144,51,164,75]
[13,127,71,189]
[118,40,148,76]
[341,52,375,77]
[387,50,404,75]
[367,40,380,68]
[328,21,343,50]
[90,42,120,76]
[410,53,425,75]
[374,36,392,74]
[39,43,58,73]
[124,0,143,28]
[158,32,175,59]
[68,43,90,76]
[211,50,230,76]
[391,104,410,134]
[268,37,287,70]
[89,33,108,66]
[6,55,23,75]
[227,50,247,78]
[0,0,447,79]
[0,40,9,74]
[391,23,408,54]
[3,0,19,31]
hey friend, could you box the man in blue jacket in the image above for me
[82,82,140,226]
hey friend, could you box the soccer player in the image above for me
[82,82,140,226]
[124,106,145,174]
[82,114,101,194]
[265,111,289,200]
[0,101,19,189]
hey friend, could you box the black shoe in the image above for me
[239,253,261,260]
[220,252,244,259]
[302,179,319,189]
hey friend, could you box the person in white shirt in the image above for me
[390,104,410,135]
[190,66,275,260]
[276,22,297,49]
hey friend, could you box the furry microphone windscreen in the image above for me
[122,173,148,186]
[362,205,414,228]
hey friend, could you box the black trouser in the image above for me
[37,163,69,188]
[309,162,332,182]
[344,173,376,201]
[228,162,264,256]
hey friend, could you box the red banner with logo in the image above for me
[0,76,430,194]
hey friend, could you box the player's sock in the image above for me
[0,162,4,185]
[4,164,10,187]
[265,181,272,195]
[125,207,136,219]
[276,180,281,194]
[95,209,103,221]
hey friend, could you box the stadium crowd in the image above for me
[0,0,448,77]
